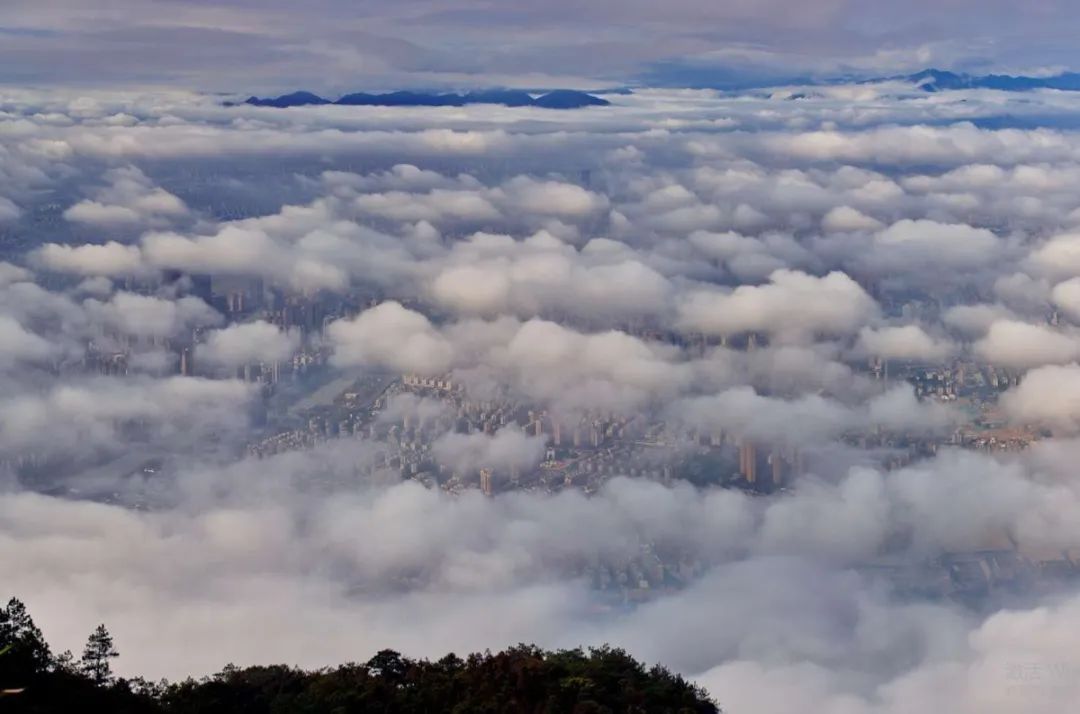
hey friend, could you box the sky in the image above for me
[1,0,1080,91]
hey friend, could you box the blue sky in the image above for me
[0,1,1078,90]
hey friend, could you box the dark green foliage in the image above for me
[81,623,119,685]
[0,597,720,713]
[163,644,718,714]
[0,598,52,688]
[0,599,158,713]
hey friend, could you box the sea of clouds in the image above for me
[4,83,1080,712]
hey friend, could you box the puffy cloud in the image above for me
[84,292,222,338]
[0,315,55,368]
[751,124,1080,167]
[431,427,547,477]
[428,231,673,322]
[199,321,301,367]
[1027,232,1080,281]
[350,174,607,231]
[142,227,274,275]
[942,303,1016,339]
[63,201,141,226]
[994,272,1050,313]
[1051,278,1080,323]
[33,241,144,277]
[496,319,690,413]
[327,301,454,375]
[496,176,608,219]
[0,196,21,222]
[855,325,955,362]
[973,320,1080,370]
[672,384,953,446]
[63,166,188,228]
[673,387,853,444]
[821,205,883,233]
[0,261,32,287]
[322,165,480,193]
[142,226,349,292]
[676,270,878,341]
[864,219,1002,272]
[684,228,812,281]
[864,385,956,432]
[1000,364,1080,432]
[355,189,502,224]
[0,376,254,452]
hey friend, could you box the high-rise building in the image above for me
[479,468,494,496]
[179,347,194,376]
[739,441,757,484]
[770,448,784,488]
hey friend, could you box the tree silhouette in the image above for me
[0,596,721,713]
[80,624,119,685]
[0,597,53,687]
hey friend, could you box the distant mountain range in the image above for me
[239,70,1080,108]
[891,69,1080,93]
[243,88,611,109]
[641,65,1080,93]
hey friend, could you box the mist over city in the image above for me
[4,2,1080,712]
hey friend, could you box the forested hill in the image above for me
[0,597,719,713]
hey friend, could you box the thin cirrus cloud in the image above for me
[0,0,1078,89]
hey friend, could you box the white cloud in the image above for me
[1001,364,1080,432]
[84,292,222,338]
[0,196,22,222]
[33,241,144,277]
[199,321,300,367]
[63,166,188,228]
[676,270,878,342]
[974,320,1080,370]
[855,325,955,362]
[327,301,454,375]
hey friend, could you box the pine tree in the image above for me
[53,649,77,674]
[80,624,118,686]
[0,597,52,685]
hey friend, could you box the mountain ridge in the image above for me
[244,88,611,109]
[893,68,1080,92]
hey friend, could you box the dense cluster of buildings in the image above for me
[19,270,1073,603]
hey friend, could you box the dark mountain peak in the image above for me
[903,69,973,91]
[245,91,330,107]
[908,68,964,83]
[532,89,611,108]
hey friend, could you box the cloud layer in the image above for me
[5,81,1080,714]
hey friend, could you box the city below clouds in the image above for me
[6,29,1080,713]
